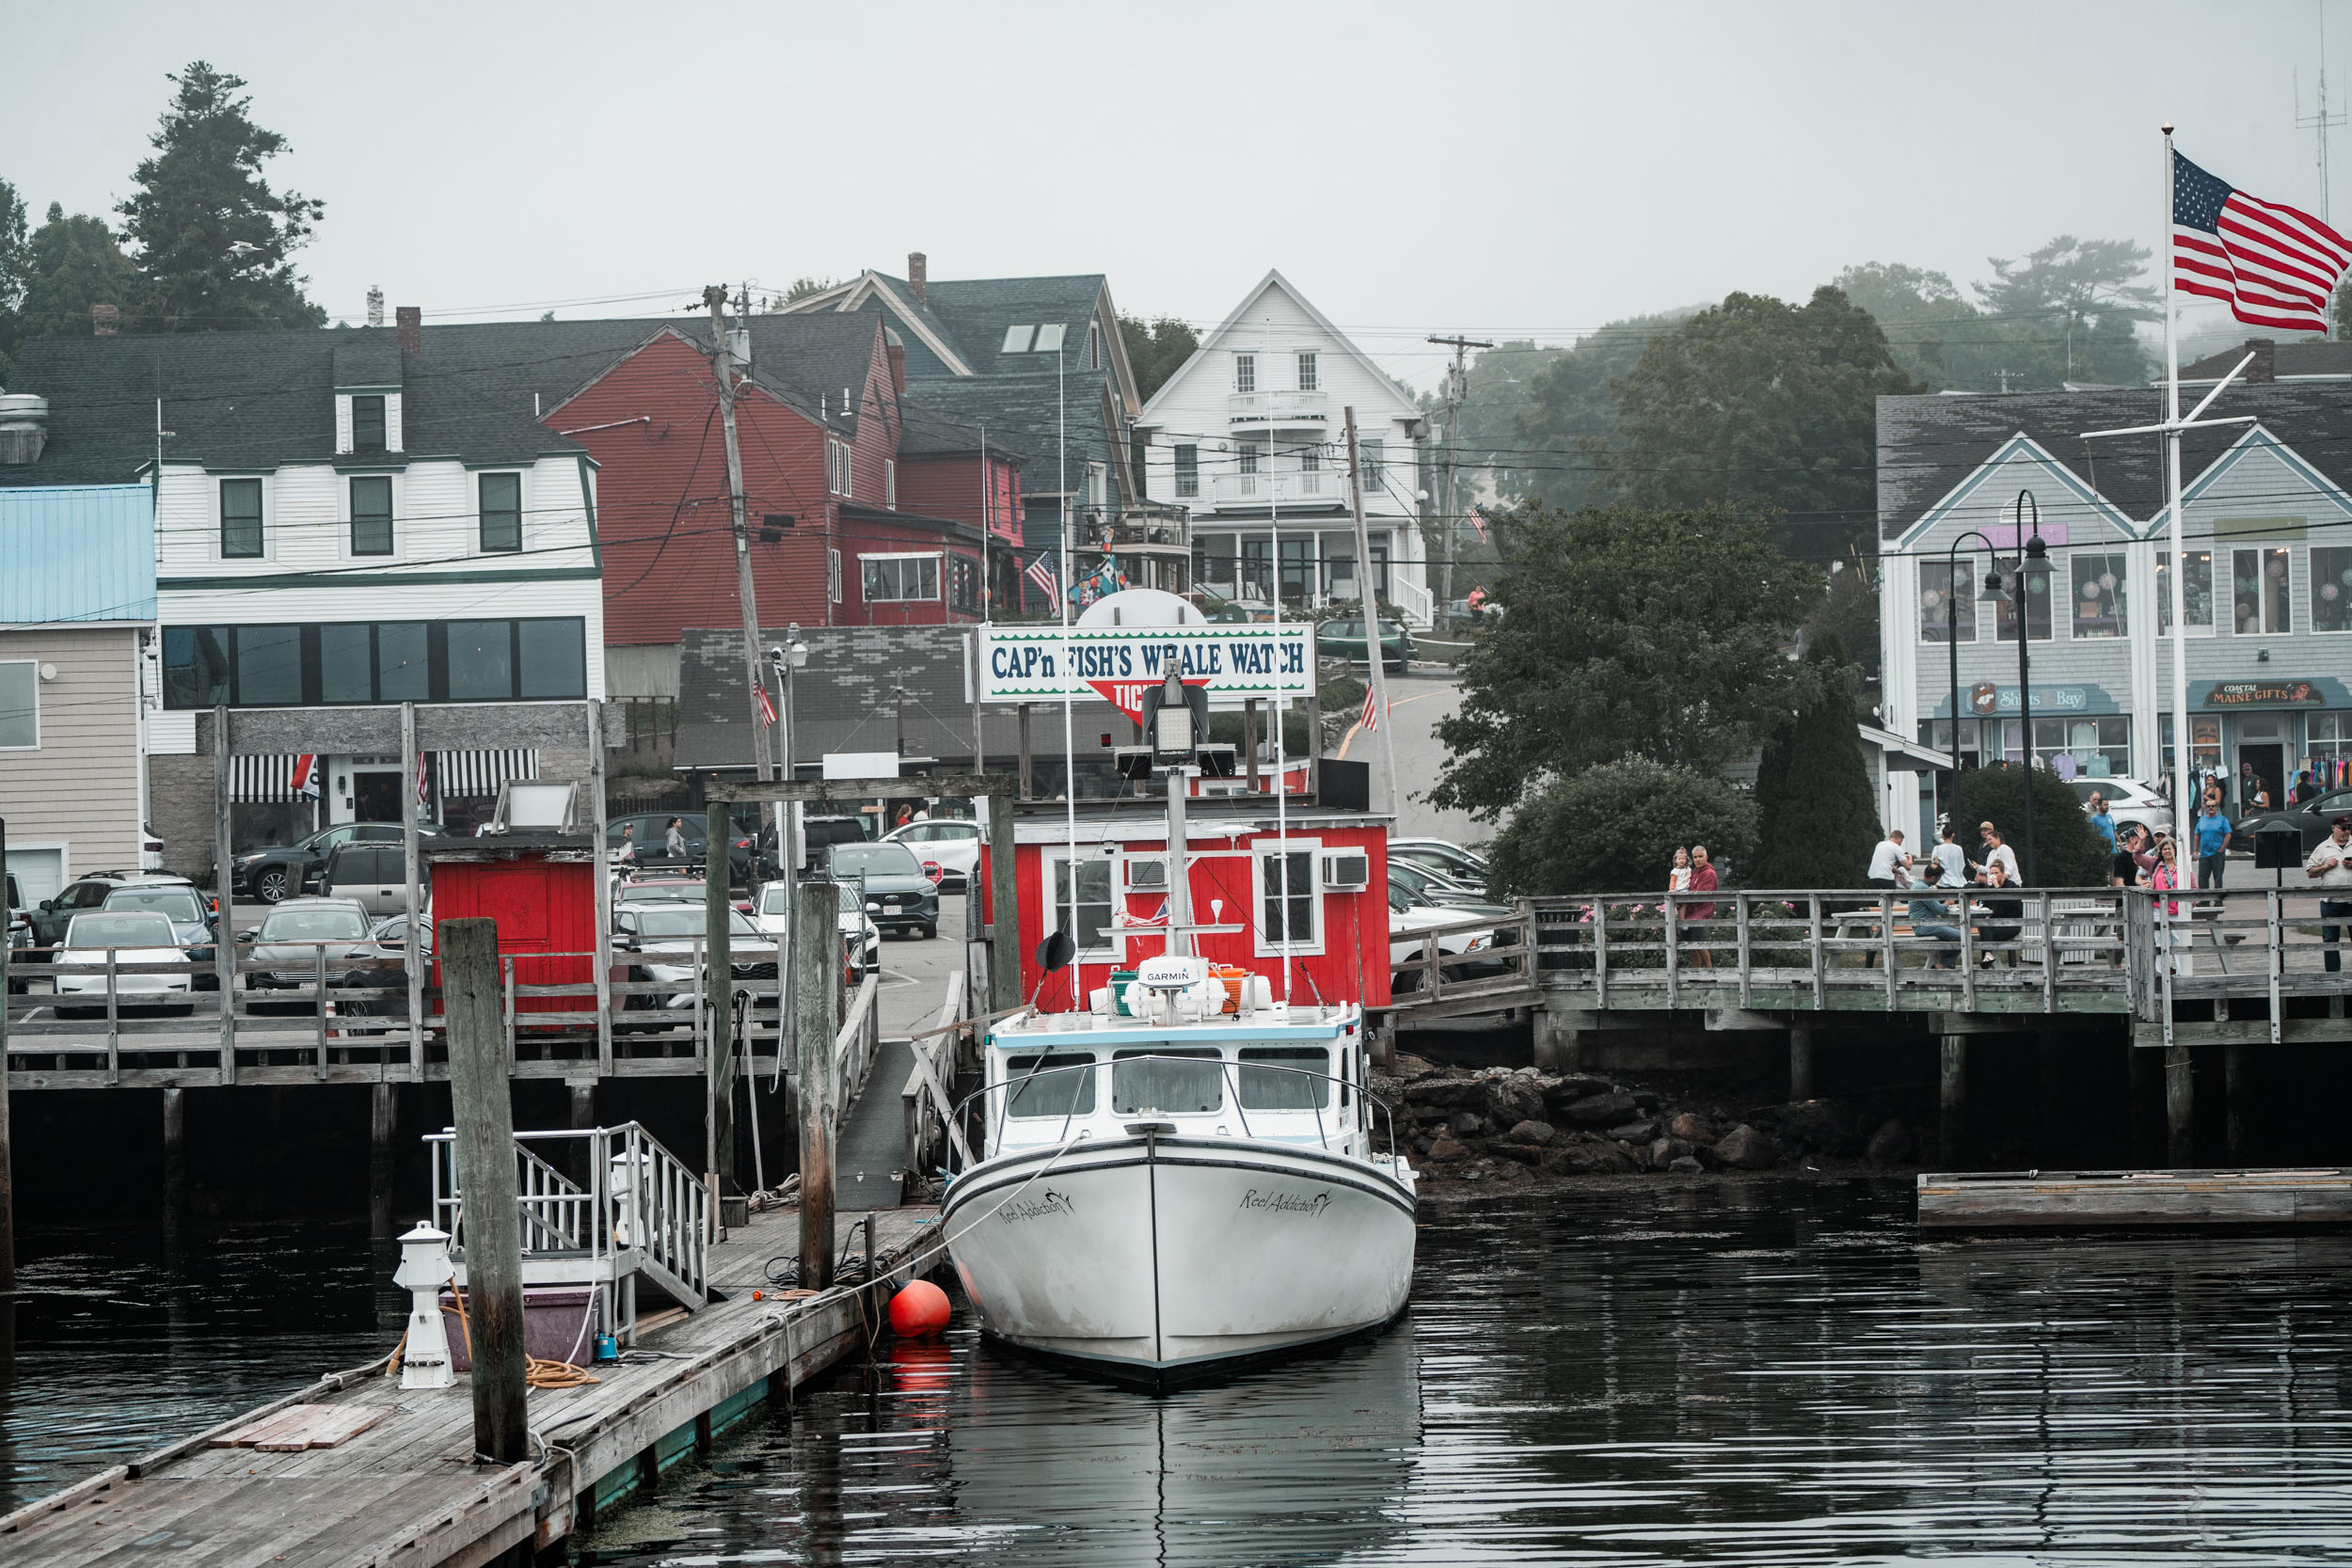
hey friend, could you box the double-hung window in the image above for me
[2232,546,2292,634]
[1359,437,1384,494]
[350,476,394,557]
[1173,444,1200,498]
[1047,851,1117,960]
[479,472,522,553]
[1256,843,1320,955]
[827,548,842,604]
[862,553,941,603]
[2070,551,2127,639]
[1296,351,1318,391]
[827,439,852,498]
[220,478,263,559]
[1234,354,1256,394]
[351,395,387,453]
[2156,550,2215,634]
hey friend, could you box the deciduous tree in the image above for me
[1118,313,1200,403]
[1486,758,1757,895]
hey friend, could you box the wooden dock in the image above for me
[0,1202,944,1567]
[1917,1168,2352,1228]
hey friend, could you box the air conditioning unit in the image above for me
[1124,856,1168,891]
[1322,850,1371,891]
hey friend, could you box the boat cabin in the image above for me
[991,801,1391,1012]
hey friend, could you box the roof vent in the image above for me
[0,393,49,466]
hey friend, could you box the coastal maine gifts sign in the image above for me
[978,623,1314,722]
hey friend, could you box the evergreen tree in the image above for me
[0,179,26,374]
[1748,635,1882,887]
[17,203,144,341]
[1949,763,2110,888]
[117,61,326,332]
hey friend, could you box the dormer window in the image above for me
[352,394,387,452]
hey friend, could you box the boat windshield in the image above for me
[1112,1049,1223,1115]
[1237,1047,1329,1110]
[1004,1053,1095,1119]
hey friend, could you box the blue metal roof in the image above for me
[0,483,155,624]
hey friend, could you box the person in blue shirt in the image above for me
[2192,800,2233,891]
[2087,793,2117,848]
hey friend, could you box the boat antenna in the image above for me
[1264,296,1293,1007]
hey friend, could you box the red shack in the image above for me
[422,833,602,1025]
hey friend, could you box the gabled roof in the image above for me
[921,275,1134,405]
[780,272,975,376]
[895,384,1035,465]
[1875,384,2352,543]
[1138,269,1419,429]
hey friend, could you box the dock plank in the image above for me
[1919,1167,2352,1227]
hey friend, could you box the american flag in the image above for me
[754,680,778,727]
[1359,684,1380,733]
[2173,150,2352,334]
[1025,552,1060,612]
[415,751,430,805]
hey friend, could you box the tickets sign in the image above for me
[979,624,1314,722]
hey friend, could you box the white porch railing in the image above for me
[1207,470,1350,510]
[1228,388,1330,425]
[1387,572,1434,627]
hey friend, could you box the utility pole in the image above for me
[1343,408,1403,817]
[706,285,778,859]
[1426,334,1492,634]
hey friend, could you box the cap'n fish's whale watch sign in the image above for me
[979,623,1315,721]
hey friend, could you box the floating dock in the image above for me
[1917,1167,2352,1227]
[0,1203,943,1567]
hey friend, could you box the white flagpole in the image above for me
[2164,124,2194,823]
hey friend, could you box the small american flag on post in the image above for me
[754,680,777,727]
[415,751,429,805]
[1359,684,1380,733]
[2173,150,2352,333]
[1025,552,1060,612]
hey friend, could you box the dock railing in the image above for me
[1388,907,1539,1012]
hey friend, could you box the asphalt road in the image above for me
[1328,665,1491,851]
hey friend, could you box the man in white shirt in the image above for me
[2308,814,2352,974]
[1973,821,2019,885]
[1867,830,1909,889]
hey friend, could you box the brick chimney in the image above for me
[396,305,421,355]
[89,303,119,337]
[886,340,907,395]
[907,251,928,304]
[2244,338,2277,383]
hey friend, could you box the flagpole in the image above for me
[1057,334,1081,1009]
[2165,122,2193,822]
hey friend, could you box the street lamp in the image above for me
[1939,528,2006,815]
[2003,491,2050,885]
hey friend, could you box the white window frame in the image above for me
[827,548,842,604]
[1234,354,1256,394]
[1041,846,1122,963]
[2311,545,2352,634]
[827,437,854,499]
[1089,462,1107,507]
[1088,322,1103,370]
[1300,445,1321,473]
[2069,548,2129,640]
[0,659,39,751]
[1296,351,1318,391]
[883,458,897,508]
[1359,437,1384,494]
[860,551,942,603]
[1252,835,1324,958]
[1173,444,1200,499]
[2231,545,2293,636]
[2157,549,2217,638]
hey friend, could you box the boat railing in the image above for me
[951,1053,1400,1169]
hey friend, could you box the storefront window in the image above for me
[1919,562,1977,643]
[2070,552,2127,639]
[2033,715,2129,779]
[2312,546,2352,634]
[2160,713,2225,781]
[2156,550,2214,634]
[235,626,303,706]
[1926,718,1989,769]
[2232,546,2292,635]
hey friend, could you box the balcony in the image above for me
[1206,469,1351,512]
[1228,388,1330,426]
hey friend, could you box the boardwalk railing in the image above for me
[1388,908,1539,1014]
[1521,886,2351,1022]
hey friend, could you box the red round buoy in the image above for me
[888,1278,951,1338]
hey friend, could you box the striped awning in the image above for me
[435,749,538,799]
[230,755,310,804]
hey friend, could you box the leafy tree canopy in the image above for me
[1606,286,1921,555]
[1748,634,1882,887]
[1429,501,1823,817]
[18,203,143,343]
[117,61,325,332]
[1487,758,1758,896]
[1949,762,2111,888]
[1504,309,1691,512]
[1118,313,1199,403]
[0,179,26,376]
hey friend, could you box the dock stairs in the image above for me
[429,1121,711,1343]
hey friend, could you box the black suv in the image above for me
[229,823,442,904]
[22,871,206,958]
[826,840,938,938]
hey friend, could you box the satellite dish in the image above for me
[1036,930,1076,973]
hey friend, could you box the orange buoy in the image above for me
[888,1278,951,1338]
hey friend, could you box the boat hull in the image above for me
[943,1133,1416,1381]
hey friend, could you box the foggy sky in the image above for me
[3,0,2343,387]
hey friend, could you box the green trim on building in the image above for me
[160,565,602,591]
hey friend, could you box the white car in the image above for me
[1386,875,1505,990]
[749,879,882,978]
[881,818,985,888]
[1389,837,1490,892]
[55,911,193,1015]
[2070,776,2174,841]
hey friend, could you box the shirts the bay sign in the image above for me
[978,623,1314,721]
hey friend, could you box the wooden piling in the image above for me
[1017,704,1033,801]
[1788,1023,1816,1101]
[162,1085,188,1235]
[2165,1041,2196,1167]
[369,1083,396,1241]
[2128,1044,2162,1168]
[1939,1035,1967,1166]
[793,882,838,1292]
[2224,1043,2251,1164]
[442,918,530,1465]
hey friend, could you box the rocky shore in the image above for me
[1375,1055,1918,1187]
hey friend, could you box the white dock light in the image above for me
[392,1222,456,1389]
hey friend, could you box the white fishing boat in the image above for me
[944,642,1416,1384]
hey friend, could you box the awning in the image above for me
[230,755,310,804]
[1859,723,1955,774]
[435,748,538,798]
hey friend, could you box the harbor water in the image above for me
[8,1180,2352,1562]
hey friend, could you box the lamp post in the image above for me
[2006,491,2050,885]
[1940,528,2004,818]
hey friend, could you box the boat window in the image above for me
[1112,1049,1223,1115]
[1237,1048,1329,1110]
[1004,1053,1096,1119]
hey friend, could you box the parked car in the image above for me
[615,877,708,910]
[1389,837,1490,890]
[240,897,378,1013]
[748,879,882,978]
[319,842,427,918]
[881,818,985,888]
[1387,858,1494,911]
[614,904,774,1017]
[24,871,201,958]
[54,911,193,1016]
[2067,777,2174,842]
[229,823,442,905]
[1386,871,1513,990]
[340,913,434,1022]
[2235,784,2352,855]
[1316,616,1416,674]
[6,872,27,994]
[797,815,870,873]
[826,841,938,938]
[100,881,219,988]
